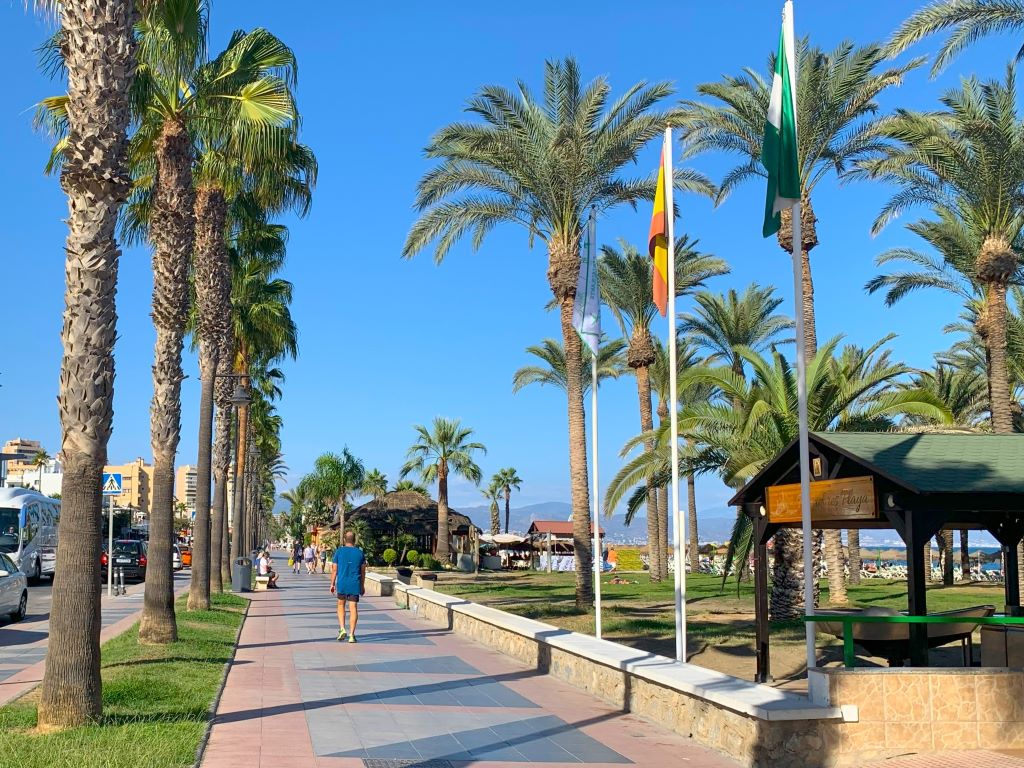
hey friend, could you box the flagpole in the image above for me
[588,206,603,640]
[664,127,686,664]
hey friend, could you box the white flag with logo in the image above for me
[573,208,600,354]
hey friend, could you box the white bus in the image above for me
[0,487,60,582]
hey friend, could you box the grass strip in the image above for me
[0,592,246,768]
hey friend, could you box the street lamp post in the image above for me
[228,383,251,592]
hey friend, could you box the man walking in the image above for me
[291,539,303,574]
[330,530,366,643]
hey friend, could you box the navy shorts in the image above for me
[336,593,359,602]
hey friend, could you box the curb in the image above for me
[192,593,252,768]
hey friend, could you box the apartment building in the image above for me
[175,464,198,517]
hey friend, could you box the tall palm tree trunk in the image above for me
[776,196,833,610]
[490,503,500,536]
[188,186,229,610]
[960,529,969,581]
[140,119,194,645]
[230,355,250,565]
[38,0,137,728]
[986,284,1015,433]
[687,472,699,572]
[656,399,669,578]
[942,529,954,586]
[212,337,234,589]
[633,364,661,582]
[504,489,511,534]
[924,540,933,584]
[848,529,861,585]
[436,470,451,562]
[549,235,593,606]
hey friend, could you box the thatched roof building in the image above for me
[332,490,480,556]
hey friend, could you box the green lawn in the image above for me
[0,592,246,768]
[435,571,1006,679]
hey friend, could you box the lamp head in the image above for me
[230,385,251,407]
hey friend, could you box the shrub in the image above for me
[405,550,420,566]
[382,548,398,566]
[420,554,442,571]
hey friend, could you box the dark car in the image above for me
[101,539,148,582]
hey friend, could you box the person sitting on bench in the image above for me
[257,550,279,588]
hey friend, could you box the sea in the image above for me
[861,545,1004,571]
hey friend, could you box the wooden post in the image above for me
[904,510,929,666]
[754,516,771,683]
[1004,538,1021,615]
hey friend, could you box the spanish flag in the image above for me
[648,134,670,316]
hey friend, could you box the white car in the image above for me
[0,553,28,622]
[172,545,182,571]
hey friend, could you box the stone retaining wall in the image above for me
[386,579,1024,767]
[392,581,843,767]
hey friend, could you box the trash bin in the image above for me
[232,557,252,592]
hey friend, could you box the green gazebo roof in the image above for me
[812,432,1024,495]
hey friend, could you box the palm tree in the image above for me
[111,2,300,644]
[301,449,365,536]
[483,480,502,535]
[643,338,704,574]
[31,450,51,492]
[226,222,298,567]
[363,469,388,510]
[678,285,809,589]
[403,58,713,605]
[512,337,627,395]
[492,467,523,534]
[189,151,313,611]
[860,67,1024,434]
[678,42,920,361]
[30,0,137,726]
[392,479,430,496]
[887,0,1024,76]
[400,418,486,563]
[599,238,727,581]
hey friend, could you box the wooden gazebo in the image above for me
[336,490,480,556]
[730,432,1024,680]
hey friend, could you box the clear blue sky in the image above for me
[0,3,1015,526]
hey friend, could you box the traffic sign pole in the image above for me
[102,473,123,598]
[107,494,114,597]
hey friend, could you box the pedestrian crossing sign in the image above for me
[102,473,123,496]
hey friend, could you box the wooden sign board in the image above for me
[765,476,877,524]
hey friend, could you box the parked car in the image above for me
[101,540,148,582]
[172,545,182,571]
[0,553,28,622]
[178,544,192,568]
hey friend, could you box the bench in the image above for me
[254,575,271,591]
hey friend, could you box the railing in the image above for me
[803,614,1024,667]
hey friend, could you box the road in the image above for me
[0,569,192,685]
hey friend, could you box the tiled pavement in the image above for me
[0,571,191,706]
[201,567,738,768]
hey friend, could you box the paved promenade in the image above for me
[201,568,737,767]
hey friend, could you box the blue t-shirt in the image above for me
[332,546,365,595]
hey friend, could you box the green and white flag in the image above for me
[573,207,600,354]
[762,0,800,238]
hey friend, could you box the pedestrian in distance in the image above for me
[304,543,315,574]
[319,546,329,574]
[330,530,366,643]
[292,539,303,574]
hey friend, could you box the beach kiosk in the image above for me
[730,432,1024,681]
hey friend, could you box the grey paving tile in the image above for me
[409,733,472,760]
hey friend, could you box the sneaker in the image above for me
[337,629,347,642]
[347,635,357,644]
